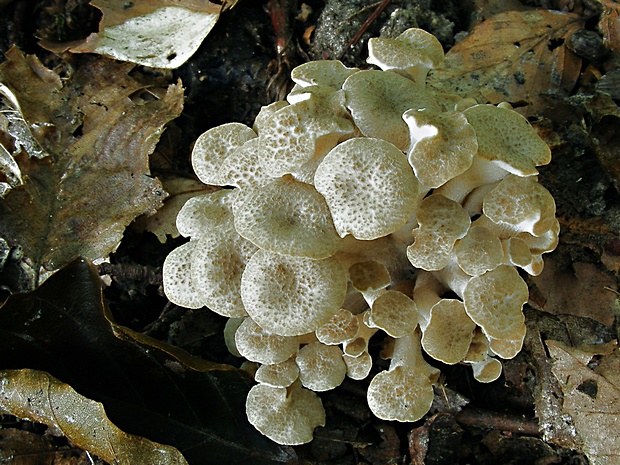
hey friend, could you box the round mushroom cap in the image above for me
[234,318,300,364]
[253,100,289,134]
[296,342,347,391]
[404,109,477,188]
[454,225,504,276]
[162,240,204,309]
[483,174,556,236]
[233,176,342,259]
[191,228,257,318]
[216,138,273,189]
[463,265,528,340]
[315,137,424,240]
[421,299,476,364]
[241,249,348,336]
[367,28,444,84]
[488,323,526,359]
[291,60,359,88]
[367,365,435,421]
[367,290,419,338]
[343,351,373,380]
[407,194,471,271]
[246,382,326,445]
[471,357,503,383]
[176,189,237,238]
[192,122,257,186]
[348,260,391,293]
[315,308,360,345]
[343,70,440,150]
[255,358,300,387]
[463,104,551,176]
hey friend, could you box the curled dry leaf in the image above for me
[0,369,188,465]
[428,10,584,115]
[595,0,620,54]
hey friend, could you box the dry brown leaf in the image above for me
[429,10,583,115]
[547,340,620,465]
[595,0,620,53]
[0,48,183,280]
[0,368,188,465]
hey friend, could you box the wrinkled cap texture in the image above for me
[296,342,347,391]
[234,318,299,364]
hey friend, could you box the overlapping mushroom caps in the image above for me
[162,28,558,445]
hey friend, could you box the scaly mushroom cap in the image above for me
[407,194,471,271]
[315,137,424,240]
[343,70,440,150]
[241,250,348,336]
[255,358,300,387]
[348,260,391,293]
[366,290,419,338]
[176,189,237,238]
[246,382,326,445]
[343,351,373,380]
[216,138,273,189]
[404,109,477,188]
[454,225,504,276]
[483,174,556,236]
[315,308,360,345]
[488,323,526,359]
[463,265,528,340]
[367,28,444,84]
[192,122,257,186]
[463,104,551,176]
[253,100,289,134]
[291,60,359,88]
[234,318,299,364]
[233,175,342,259]
[296,342,347,391]
[162,240,204,309]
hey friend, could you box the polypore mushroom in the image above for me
[342,70,440,150]
[234,318,300,364]
[463,329,503,383]
[407,194,471,271]
[367,28,445,84]
[215,138,273,189]
[348,260,392,305]
[246,381,325,445]
[254,358,300,387]
[314,137,424,240]
[176,189,237,238]
[291,60,359,89]
[162,240,204,309]
[233,175,342,259]
[343,313,378,357]
[296,342,347,391]
[454,225,504,276]
[241,249,347,336]
[315,308,360,345]
[365,290,419,338]
[404,109,477,188]
[343,351,373,380]
[367,330,439,421]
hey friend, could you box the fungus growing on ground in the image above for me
[162,27,558,445]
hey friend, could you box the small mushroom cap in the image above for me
[192,122,257,185]
[343,315,378,357]
[483,174,556,236]
[315,137,424,240]
[463,104,551,176]
[255,358,300,387]
[234,318,300,364]
[296,342,347,391]
[176,189,237,238]
[216,138,273,189]
[233,176,342,259]
[348,260,391,293]
[367,28,444,83]
[454,225,504,276]
[421,299,476,364]
[405,109,477,188]
[343,351,373,380]
[343,70,440,150]
[162,240,204,309]
[407,194,471,271]
[241,250,348,336]
[471,357,503,383]
[488,323,526,359]
[291,60,359,88]
[366,290,419,338]
[315,308,360,345]
[463,265,528,340]
[246,382,326,445]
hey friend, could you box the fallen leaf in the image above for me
[0,369,188,465]
[0,258,296,464]
[429,10,583,115]
[0,48,182,282]
[547,340,620,465]
[595,0,620,54]
[66,0,222,68]
[0,428,92,464]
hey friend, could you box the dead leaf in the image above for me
[547,340,620,465]
[429,10,583,115]
[0,368,188,465]
[595,0,620,54]
[0,48,182,282]
[65,0,221,68]
[0,428,92,464]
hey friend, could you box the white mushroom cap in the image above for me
[315,308,360,345]
[315,137,424,240]
[176,189,237,238]
[367,28,444,84]
[343,70,440,150]
[234,318,300,364]
[216,138,274,189]
[253,100,289,134]
[162,240,204,309]
[343,314,378,357]
[407,194,471,271]
[463,329,503,383]
[343,351,373,380]
[255,358,300,387]
[241,250,348,336]
[488,323,526,359]
[296,342,347,391]
[366,290,419,338]
[192,122,257,186]
[454,225,504,276]
[291,60,359,88]
[348,260,391,293]
[246,381,326,445]
[463,265,528,341]
[404,109,477,188]
[233,176,341,259]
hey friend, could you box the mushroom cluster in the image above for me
[163,28,558,445]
